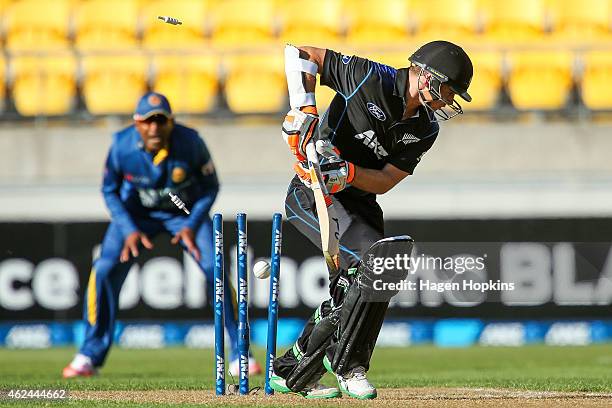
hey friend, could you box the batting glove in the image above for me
[294,140,355,194]
[282,106,319,162]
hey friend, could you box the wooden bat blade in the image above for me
[306,142,340,274]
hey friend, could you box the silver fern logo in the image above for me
[401,133,419,144]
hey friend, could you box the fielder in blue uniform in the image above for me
[63,92,261,378]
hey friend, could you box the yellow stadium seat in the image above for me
[0,0,9,47]
[506,51,574,110]
[209,0,276,49]
[316,75,337,113]
[462,51,503,111]
[81,53,149,115]
[581,51,612,110]
[11,53,78,116]
[0,0,13,15]
[142,0,208,51]
[223,53,286,114]
[345,0,410,46]
[480,0,547,43]
[279,0,343,45]
[74,0,140,51]
[4,0,71,51]
[0,54,6,112]
[152,54,220,114]
[411,0,478,42]
[548,0,612,44]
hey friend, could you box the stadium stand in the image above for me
[479,0,548,44]
[4,0,71,51]
[81,53,149,115]
[0,0,12,9]
[141,0,208,51]
[462,51,504,111]
[279,0,344,45]
[548,0,612,44]
[208,0,277,49]
[411,0,479,42]
[0,0,610,116]
[506,50,574,110]
[223,52,286,113]
[151,53,220,114]
[315,75,336,113]
[10,52,78,116]
[344,0,410,46]
[74,0,140,51]
[0,54,5,112]
[581,50,612,110]
[0,0,13,22]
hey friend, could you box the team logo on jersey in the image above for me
[400,133,420,144]
[172,167,186,183]
[341,55,352,65]
[354,130,388,159]
[367,102,386,121]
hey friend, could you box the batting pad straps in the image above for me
[285,44,317,108]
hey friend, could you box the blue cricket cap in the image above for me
[133,92,173,120]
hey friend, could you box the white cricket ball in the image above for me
[253,260,271,279]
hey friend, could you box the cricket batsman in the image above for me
[270,41,473,399]
[63,92,261,378]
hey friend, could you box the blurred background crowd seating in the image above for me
[0,0,611,118]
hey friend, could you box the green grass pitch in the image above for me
[0,345,610,407]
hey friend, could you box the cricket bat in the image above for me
[305,141,340,275]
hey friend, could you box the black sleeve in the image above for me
[388,136,436,175]
[320,50,372,97]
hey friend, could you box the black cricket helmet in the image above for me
[409,40,473,103]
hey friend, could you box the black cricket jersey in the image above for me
[311,50,439,228]
[320,49,439,175]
